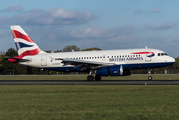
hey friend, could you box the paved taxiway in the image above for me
[0,80,179,85]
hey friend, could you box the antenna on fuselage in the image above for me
[72,49,74,52]
[145,46,148,49]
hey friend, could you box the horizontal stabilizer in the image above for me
[8,56,30,63]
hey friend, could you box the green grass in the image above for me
[0,74,179,80]
[0,85,179,120]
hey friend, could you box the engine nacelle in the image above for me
[96,65,131,76]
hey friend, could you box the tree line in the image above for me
[0,45,179,75]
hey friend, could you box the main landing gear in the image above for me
[87,75,94,81]
[87,70,101,81]
[87,75,101,81]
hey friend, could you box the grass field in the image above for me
[0,85,179,120]
[0,74,179,80]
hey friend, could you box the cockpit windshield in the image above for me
[158,53,170,56]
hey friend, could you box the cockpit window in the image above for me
[158,53,170,56]
[164,53,170,56]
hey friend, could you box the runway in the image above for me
[0,80,179,85]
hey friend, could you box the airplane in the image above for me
[8,25,175,81]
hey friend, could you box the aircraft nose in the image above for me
[170,57,175,63]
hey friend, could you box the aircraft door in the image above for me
[145,50,152,61]
[41,55,47,66]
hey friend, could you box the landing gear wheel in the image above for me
[95,75,101,81]
[87,75,94,81]
[148,76,152,81]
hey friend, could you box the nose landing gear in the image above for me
[148,69,152,80]
[148,76,152,80]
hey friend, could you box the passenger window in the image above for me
[158,53,160,56]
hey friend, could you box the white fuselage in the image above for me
[19,48,175,72]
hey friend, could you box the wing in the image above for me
[60,58,114,71]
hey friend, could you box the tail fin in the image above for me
[10,25,45,57]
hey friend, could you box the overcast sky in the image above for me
[0,0,179,57]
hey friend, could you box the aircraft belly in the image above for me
[128,62,174,70]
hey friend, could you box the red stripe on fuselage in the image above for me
[11,30,35,43]
[131,52,154,54]
[19,48,41,57]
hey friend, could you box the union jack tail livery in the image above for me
[10,25,45,57]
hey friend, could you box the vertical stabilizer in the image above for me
[10,25,45,57]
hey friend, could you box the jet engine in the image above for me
[96,65,131,76]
